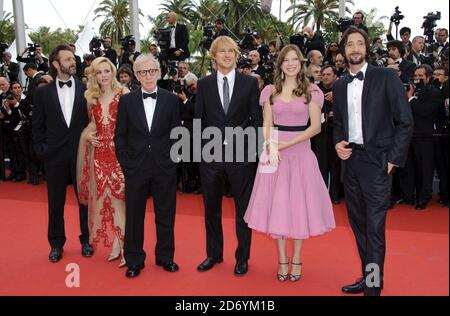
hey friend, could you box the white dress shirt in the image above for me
[142,87,158,132]
[217,69,235,110]
[56,77,75,127]
[170,24,177,49]
[347,62,368,144]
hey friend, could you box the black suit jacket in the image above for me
[333,64,414,168]
[32,79,88,163]
[399,59,416,84]
[5,62,20,83]
[175,24,190,60]
[305,32,325,56]
[195,71,262,163]
[115,88,181,178]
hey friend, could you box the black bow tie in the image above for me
[143,92,157,100]
[346,71,364,83]
[59,80,72,88]
[171,25,176,29]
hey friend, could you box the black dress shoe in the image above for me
[126,264,145,278]
[342,277,365,294]
[234,261,248,276]
[197,257,223,272]
[164,262,179,272]
[49,248,63,263]
[415,203,427,210]
[81,243,94,257]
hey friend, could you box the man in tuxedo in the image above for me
[166,12,190,61]
[352,11,369,35]
[115,54,181,278]
[195,36,262,276]
[407,36,425,66]
[333,28,413,296]
[248,50,265,78]
[68,44,83,80]
[32,45,94,263]
[387,40,416,83]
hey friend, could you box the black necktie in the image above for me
[59,80,72,88]
[346,71,364,83]
[143,92,157,100]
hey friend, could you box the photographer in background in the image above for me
[213,18,229,40]
[352,11,369,34]
[434,28,449,63]
[248,50,265,78]
[119,36,141,68]
[103,36,117,67]
[68,44,84,79]
[166,12,190,61]
[303,26,325,56]
[176,75,200,194]
[117,65,140,91]
[399,65,443,210]
[387,40,416,83]
[17,45,49,73]
[432,68,449,208]
[407,36,426,65]
[2,52,20,83]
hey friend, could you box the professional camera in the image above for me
[337,17,353,33]
[290,34,306,53]
[153,27,172,61]
[201,23,215,51]
[422,11,441,43]
[167,60,179,77]
[239,26,257,51]
[120,35,136,50]
[237,56,252,69]
[4,92,15,101]
[173,78,188,95]
[0,42,9,54]
[25,43,40,61]
[391,6,405,24]
[89,37,104,58]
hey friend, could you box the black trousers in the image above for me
[45,158,89,249]
[434,136,449,201]
[343,150,391,294]
[199,162,256,262]
[399,139,435,204]
[124,156,177,267]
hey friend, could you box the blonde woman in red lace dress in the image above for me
[77,57,129,267]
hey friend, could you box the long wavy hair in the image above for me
[270,44,311,105]
[85,57,123,105]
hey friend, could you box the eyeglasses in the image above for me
[137,69,159,77]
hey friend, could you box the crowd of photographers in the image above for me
[0,9,448,209]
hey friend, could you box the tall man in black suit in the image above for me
[333,28,413,296]
[32,45,94,263]
[195,36,262,276]
[115,54,181,278]
[166,12,190,61]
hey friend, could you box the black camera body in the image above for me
[173,79,189,95]
[239,26,257,51]
[237,56,252,69]
[89,37,104,58]
[422,11,441,43]
[391,6,405,24]
[25,43,40,62]
[201,23,215,51]
[0,42,9,54]
[120,35,136,50]
[337,17,353,33]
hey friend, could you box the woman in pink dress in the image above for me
[77,57,129,267]
[244,45,335,282]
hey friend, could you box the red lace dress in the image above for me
[77,91,125,255]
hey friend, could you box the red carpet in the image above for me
[0,181,448,296]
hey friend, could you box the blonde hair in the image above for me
[209,36,240,63]
[271,44,311,104]
[85,57,123,105]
